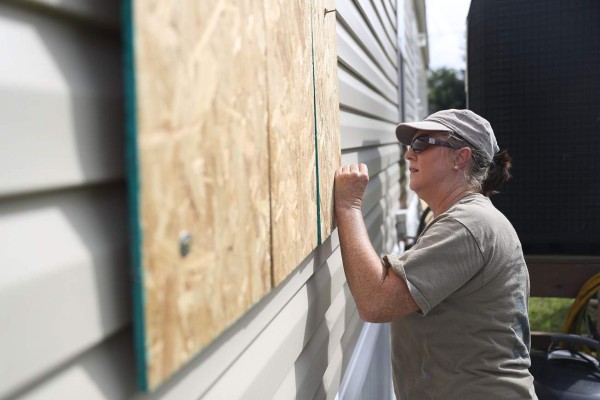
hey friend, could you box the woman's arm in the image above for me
[334,163,419,322]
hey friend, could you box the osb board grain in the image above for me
[265,0,318,285]
[313,0,341,242]
[133,1,271,389]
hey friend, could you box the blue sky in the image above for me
[426,0,472,70]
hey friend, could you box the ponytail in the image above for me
[480,149,512,197]
[442,132,512,197]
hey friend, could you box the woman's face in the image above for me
[404,130,455,198]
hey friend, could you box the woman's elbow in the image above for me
[357,304,391,323]
[356,300,415,323]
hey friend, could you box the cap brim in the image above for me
[395,121,451,145]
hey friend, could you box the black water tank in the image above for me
[467,0,600,255]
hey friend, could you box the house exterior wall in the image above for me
[0,0,428,398]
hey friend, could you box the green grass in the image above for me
[529,297,573,332]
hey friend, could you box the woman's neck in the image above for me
[425,185,474,217]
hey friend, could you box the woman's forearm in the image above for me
[336,207,388,319]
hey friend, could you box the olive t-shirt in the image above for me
[384,194,537,399]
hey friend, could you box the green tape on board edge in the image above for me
[121,0,149,392]
[310,0,323,246]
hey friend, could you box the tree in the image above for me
[427,68,466,113]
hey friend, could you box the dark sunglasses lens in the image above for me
[411,137,428,152]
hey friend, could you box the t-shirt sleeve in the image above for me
[383,216,485,315]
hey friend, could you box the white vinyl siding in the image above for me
[401,0,428,121]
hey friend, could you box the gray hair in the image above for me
[442,132,491,193]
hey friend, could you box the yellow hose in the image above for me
[562,273,600,343]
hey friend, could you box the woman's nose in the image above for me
[405,147,416,161]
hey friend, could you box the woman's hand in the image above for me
[334,163,369,212]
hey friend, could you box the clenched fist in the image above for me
[334,163,369,212]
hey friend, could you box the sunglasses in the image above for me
[410,134,457,153]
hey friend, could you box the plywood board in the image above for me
[313,0,341,242]
[127,0,272,390]
[126,0,341,390]
[265,0,319,285]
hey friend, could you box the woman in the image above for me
[334,109,537,399]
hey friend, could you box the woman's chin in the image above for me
[408,179,420,193]
[409,182,427,199]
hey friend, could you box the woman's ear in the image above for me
[455,147,472,169]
